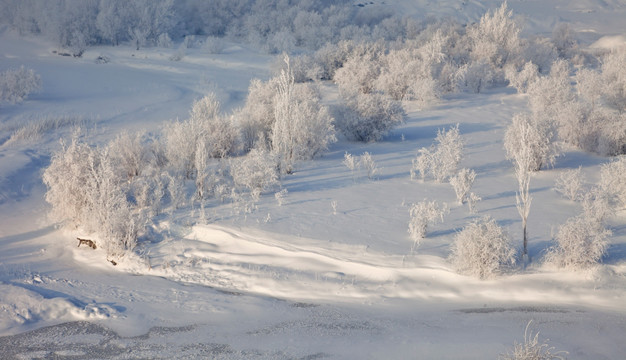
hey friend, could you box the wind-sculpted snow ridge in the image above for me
[0,282,118,336]
[72,223,626,310]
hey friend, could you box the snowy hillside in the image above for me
[1,0,626,359]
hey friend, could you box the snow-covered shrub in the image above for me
[108,131,153,179]
[504,113,558,172]
[527,59,573,120]
[0,66,42,104]
[449,217,516,279]
[231,147,280,201]
[521,36,558,74]
[505,61,539,94]
[343,152,358,181]
[600,46,626,113]
[359,152,378,180]
[456,60,499,93]
[467,2,521,69]
[554,167,584,201]
[270,61,336,173]
[203,36,225,54]
[552,23,577,57]
[236,78,278,151]
[412,125,463,182]
[546,215,610,270]
[333,42,384,96]
[373,44,442,104]
[598,156,626,210]
[500,321,568,360]
[408,200,449,251]
[450,168,476,205]
[189,94,238,159]
[157,33,172,48]
[467,192,481,214]
[274,188,288,206]
[336,92,406,142]
[164,93,237,178]
[43,134,142,258]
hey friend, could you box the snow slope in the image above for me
[1,0,626,358]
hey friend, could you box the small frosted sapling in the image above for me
[275,188,288,206]
[450,168,476,205]
[343,152,358,181]
[554,166,584,201]
[408,200,449,252]
[360,152,378,180]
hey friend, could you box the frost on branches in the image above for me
[411,124,463,182]
[546,215,610,270]
[0,66,42,104]
[408,200,449,252]
[449,217,516,279]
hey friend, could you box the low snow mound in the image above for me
[590,35,626,50]
[0,282,118,335]
[98,224,626,310]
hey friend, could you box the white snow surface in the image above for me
[1,1,626,359]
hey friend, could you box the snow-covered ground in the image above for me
[1,1,626,359]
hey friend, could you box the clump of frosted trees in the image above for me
[42,60,336,262]
[0,66,41,104]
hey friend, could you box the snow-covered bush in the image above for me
[598,156,626,210]
[108,131,153,179]
[333,42,384,96]
[42,134,142,258]
[236,78,278,151]
[527,59,573,120]
[500,321,568,360]
[231,147,280,201]
[450,168,476,205]
[203,36,225,54]
[600,46,626,113]
[359,152,378,180]
[552,23,577,57]
[467,2,521,69]
[408,200,449,251]
[0,66,42,104]
[270,60,336,173]
[546,215,610,270]
[189,93,238,159]
[449,217,516,279]
[554,167,584,201]
[467,192,481,214]
[505,61,539,94]
[412,125,463,182]
[456,60,499,93]
[164,93,237,178]
[274,188,288,206]
[336,92,406,142]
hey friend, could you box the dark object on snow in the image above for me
[77,237,97,249]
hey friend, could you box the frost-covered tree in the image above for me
[42,133,141,258]
[467,1,521,69]
[231,147,280,202]
[412,124,463,182]
[189,94,238,159]
[546,215,610,269]
[408,200,449,252]
[449,217,516,279]
[333,42,384,96]
[450,168,476,205]
[336,92,406,142]
[359,152,378,180]
[504,113,558,172]
[270,57,336,173]
[108,131,153,179]
[505,61,539,94]
[554,167,584,202]
[504,113,547,257]
[600,46,626,113]
[0,66,42,104]
[598,155,626,211]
